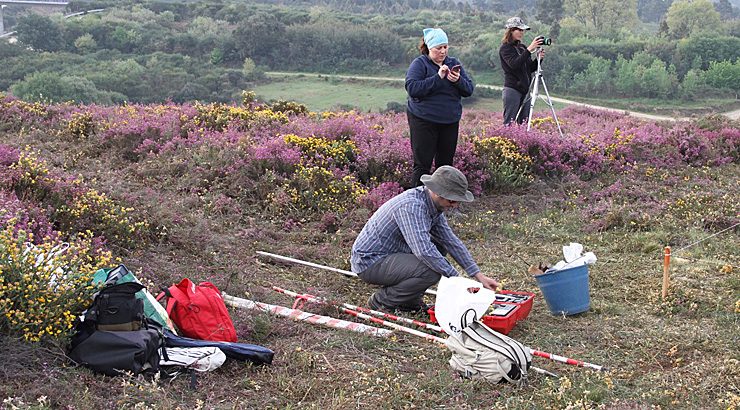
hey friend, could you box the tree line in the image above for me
[1,0,738,104]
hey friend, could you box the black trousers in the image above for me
[502,87,531,125]
[407,110,459,187]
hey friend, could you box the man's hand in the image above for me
[473,273,499,291]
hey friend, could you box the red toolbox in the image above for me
[495,290,535,323]
[427,290,535,335]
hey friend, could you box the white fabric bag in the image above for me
[434,276,497,337]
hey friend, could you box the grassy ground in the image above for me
[253,75,407,112]
[1,112,738,409]
[260,70,738,118]
[555,95,740,118]
[253,76,567,113]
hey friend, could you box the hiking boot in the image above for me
[396,298,431,314]
[367,293,394,313]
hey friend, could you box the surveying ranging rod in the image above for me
[272,286,446,344]
[257,251,438,296]
[529,349,606,372]
[277,286,603,373]
[222,293,392,338]
[272,286,444,333]
[268,287,559,378]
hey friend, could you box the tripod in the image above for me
[516,48,564,138]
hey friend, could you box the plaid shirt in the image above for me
[351,187,480,278]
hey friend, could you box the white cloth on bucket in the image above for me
[548,242,597,272]
[434,276,497,338]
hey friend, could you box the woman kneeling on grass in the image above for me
[405,28,475,188]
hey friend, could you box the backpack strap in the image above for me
[157,287,178,317]
[477,324,530,375]
[463,326,520,368]
[463,321,530,384]
[156,287,171,302]
[460,307,479,329]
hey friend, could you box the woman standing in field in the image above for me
[499,17,544,125]
[405,28,474,187]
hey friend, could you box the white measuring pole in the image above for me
[257,251,438,296]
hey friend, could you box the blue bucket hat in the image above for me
[423,28,448,49]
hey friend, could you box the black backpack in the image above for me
[85,282,146,331]
[68,282,166,376]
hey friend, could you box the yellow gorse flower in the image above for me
[274,165,368,215]
[66,112,95,139]
[0,97,47,117]
[193,102,288,131]
[473,136,534,190]
[10,148,51,188]
[283,134,358,167]
[0,225,110,342]
[580,127,635,161]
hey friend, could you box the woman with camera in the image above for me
[405,28,474,187]
[499,17,545,125]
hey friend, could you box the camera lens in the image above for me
[535,35,552,46]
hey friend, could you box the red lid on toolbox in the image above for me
[427,290,535,335]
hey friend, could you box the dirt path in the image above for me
[725,108,740,120]
[266,71,737,122]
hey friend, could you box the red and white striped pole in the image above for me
[272,286,444,333]
[221,293,392,338]
[268,288,562,377]
[272,287,605,372]
[529,349,606,372]
[270,287,446,344]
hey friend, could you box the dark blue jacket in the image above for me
[405,55,474,125]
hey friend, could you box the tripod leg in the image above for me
[539,77,564,138]
[526,53,544,132]
[515,77,536,125]
[526,77,539,131]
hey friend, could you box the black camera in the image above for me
[535,35,552,46]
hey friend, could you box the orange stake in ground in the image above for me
[662,246,671,300]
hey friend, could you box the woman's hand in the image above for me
[447,69,460,83]
[473,273,500,291]
[527,37,543,52]
[438,64,449,79]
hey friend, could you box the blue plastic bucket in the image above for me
[534,264,590,315]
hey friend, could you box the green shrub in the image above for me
[270,100,308,116]
[0,226,112,342]
[270,165,367,216]
[703,60,740,96]
[473,136,534,191]
[571,57,613,95]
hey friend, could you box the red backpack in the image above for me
[157,279,237,342]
